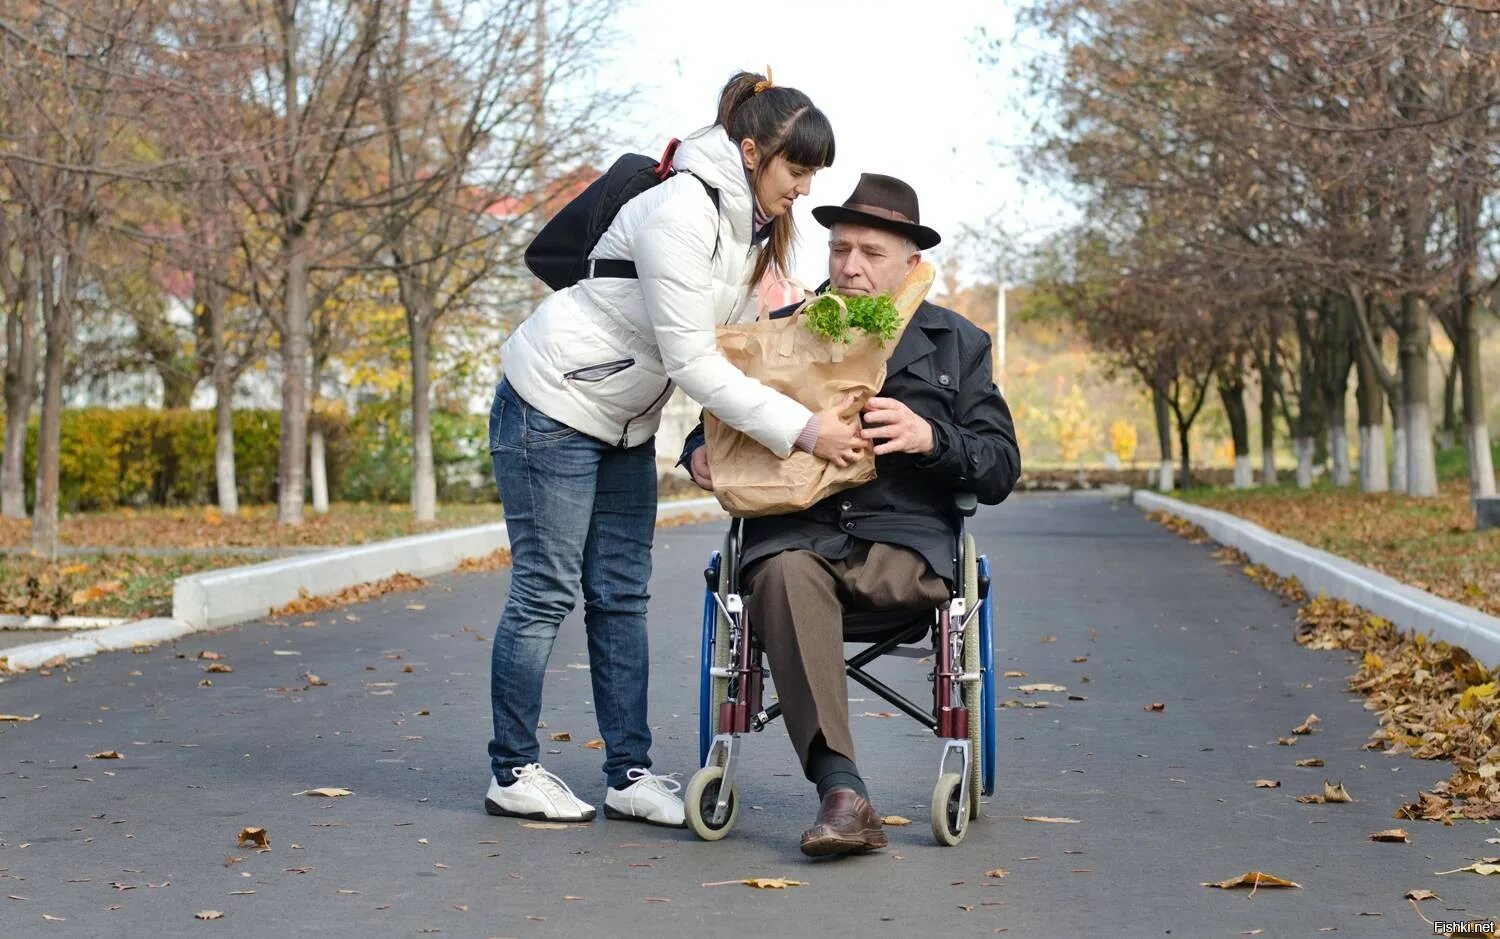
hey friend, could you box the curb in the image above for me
[1134,490,1500,667]
[0,496,729,675]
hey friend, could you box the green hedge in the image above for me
[0,404,491,511]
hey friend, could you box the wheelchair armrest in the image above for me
[954,492,978,517]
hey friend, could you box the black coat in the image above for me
[679,298,1021,583]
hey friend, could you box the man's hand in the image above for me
[689,445,713,490]
[860,397,934,456]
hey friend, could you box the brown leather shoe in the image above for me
[799,788,888,857]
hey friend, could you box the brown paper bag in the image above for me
[705,262,936,518]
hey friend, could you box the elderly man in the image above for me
[679,173,1021,857]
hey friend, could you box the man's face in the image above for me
[827,223,919,297]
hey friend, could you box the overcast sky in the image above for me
[585,0,1075,288]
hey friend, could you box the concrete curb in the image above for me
[1134,490,1500,667]
[0,496,729,675]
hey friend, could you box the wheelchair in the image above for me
[685,494,996,846]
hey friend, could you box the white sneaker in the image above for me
[485,764,596,822]
[604,768,685,828]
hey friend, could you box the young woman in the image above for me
[484,71,866,825]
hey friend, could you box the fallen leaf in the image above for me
[701,878,804,889]
[548,732,571,742]
[1435,860,1500,876]
[1254,780,1280,788]
[882,815,911,826]
[1295,758,1325,767]
[42,914,65,922]
[203,663,233,674]
[520,822,571,830]
[1278,737,1298,746]
[1041,635,1057,643]
[406,604,426,611]
[1145,702,1165,712]
[985,869,1008,878]
[0,714,39,722]
[295,788,353,798]
[197,651,222,660]
[272,650,300,656]
[1017,683,1067,693]
[89,750,123,760]
[582,739,604,750]
[71,579,125,606]
[1003,670,1027,678]
[1370,829,1409,843]
[1202,871,1301,889]
[58,563,89,576]
[563,896,585,901]
[195,911,224,920]
[223,855,242,867]
[1023,816,1080,824]
[1071,656,1089,663]
[1292,714,1321,735]
[237,827,269,848]
[304,673,326,687]
[861,711,897,718]
[566,662,590,670]
[1405,889,1439,901]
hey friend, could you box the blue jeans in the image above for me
[487,378,658,790]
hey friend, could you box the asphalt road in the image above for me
[1,491,1495,938]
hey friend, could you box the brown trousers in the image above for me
[744,542,950,771]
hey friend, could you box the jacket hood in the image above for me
[673,125,754,245]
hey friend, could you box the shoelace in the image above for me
[624,767,681,796]
[512,763,583,804]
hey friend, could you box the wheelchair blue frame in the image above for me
[698,551,722,768]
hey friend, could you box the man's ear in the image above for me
[906,251,921,274]
[739,136,759,171]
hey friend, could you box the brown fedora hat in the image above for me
[811,173,941,250]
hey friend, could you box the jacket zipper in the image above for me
[563,358,634,382]
[618,379,674,448]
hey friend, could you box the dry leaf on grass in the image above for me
[89,750,123,760]
[701,878,804,889]
[1254,780,1280,788]
[71,580,125,606]
[1202,871,1301,889]
[1369,829,1410,843]
[1023,816,1080,824]
[237,827,269,848]
[194,910,224,921]
[882,815,911,826]
[295,788,353,798]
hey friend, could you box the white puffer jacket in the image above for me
[499,125,813,455]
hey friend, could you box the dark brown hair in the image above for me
[715,70,835,286]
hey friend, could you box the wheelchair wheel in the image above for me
[697,551,733,768]
[961,533,982,820]
[931,771,967,846]
[979,556,997,799]
[684,765,740,841]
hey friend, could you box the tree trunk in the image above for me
[1219,375,1252,488]
[1391,395,1409,494]
[409,314,437,523]
[1458,241,1496,498]
[1400,295,1438,497]
[214,379,239,516]
[1439,350,1459,450]
[1355,334,1388,493]
[1153,381,1173,492]
[1177,420,1192,491]
[2,273,35,519]
[309,428,329,514]
[1259,354,1278,486]
[1293,437,1314,489]
[277,233,309,525]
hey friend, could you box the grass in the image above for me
[1,551,273,620]
[1177,444,1500,618]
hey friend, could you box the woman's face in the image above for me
[741,139,816,218]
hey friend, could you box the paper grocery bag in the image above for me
[705,262,935,518]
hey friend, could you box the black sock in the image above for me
[805,736,868,800]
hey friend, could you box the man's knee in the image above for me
[746,550,833,597]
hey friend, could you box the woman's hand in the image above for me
[813,393,869,468]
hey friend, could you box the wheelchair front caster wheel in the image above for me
[685,765,740,841]
[931,771,967,846]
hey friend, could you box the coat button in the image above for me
[970,453,981,465]
[938,374,951,386]
[840,500,852,511]
[843,520,856,531]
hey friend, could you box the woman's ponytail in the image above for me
[715,71,764,129]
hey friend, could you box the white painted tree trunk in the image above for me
[1468,423,1496,498]
[1261,447,1277,486]
[1406,401,1438,497]
[412,429,437,523]
[1293,437,1314,489]
[1329,426,1351,488]
[1392,427,1409,493]
[1157,460,1174,493]
[215,389,239,516]
[309,429,330,514]
[1233,455,1254,489]
[1358,425,1388,493]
